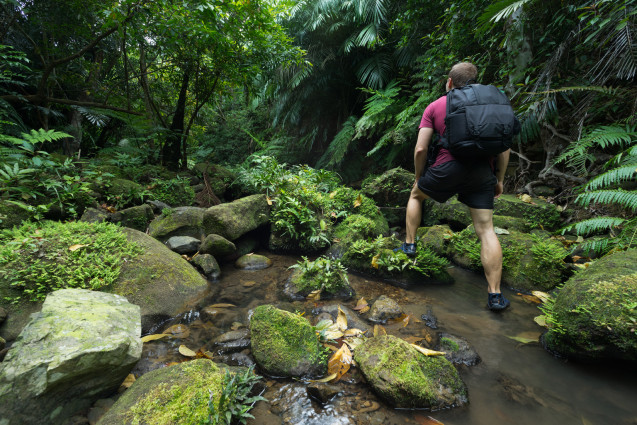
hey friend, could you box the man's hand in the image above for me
[494,181,504,198]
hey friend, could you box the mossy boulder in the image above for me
[113,228,210,333]
[0,200,27,230]
[105,178,146,207]
[416,225,454,257]
[354,335,467,409]
[148,206,206,242]
[332,214,387,249]
[329,187,389,235]
[426,197,473,229]
[543,249,637,361]
[361,167,413,226]
[284,258,354,301]
[494,194,562,230]
[80,207,111,224]
[203,194,270,241]
[249,305,327,378]
[192,254,221,280]
[111,204,155,231]
[447,228,569,291]
[341,237,452,284]
[200,234,237,258]
[235,254,272,270]
[97,359,229,425]
[0,289,141,425]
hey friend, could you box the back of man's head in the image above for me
[449,62,477,88]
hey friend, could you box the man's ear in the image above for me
[445,77,453,92]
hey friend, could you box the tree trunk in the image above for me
[162,69,190,170]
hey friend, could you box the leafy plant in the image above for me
[0,221,142,303]
[205,366,266,425]
[289,256,350,294]
[148,177,195,206]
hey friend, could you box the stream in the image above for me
[133,251,637,425]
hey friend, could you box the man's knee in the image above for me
[410,185,428,202]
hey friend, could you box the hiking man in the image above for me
[397,62,511,311]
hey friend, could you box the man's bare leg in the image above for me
[405,184,429,244]
[470,208,502,294]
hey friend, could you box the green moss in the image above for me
[361,167,413,208]
[440,337,460,352]
[494,194,562,230]
[249,305,326,378]
[0,221,141,303]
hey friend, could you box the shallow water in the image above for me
[136,251,637,425]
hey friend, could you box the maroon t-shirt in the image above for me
[419,96,455,168]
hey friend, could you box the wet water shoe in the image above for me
[487,293,510,311]
[394,242,416,257]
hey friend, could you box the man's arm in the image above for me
[414,127,434,184]
[494,149,510,198]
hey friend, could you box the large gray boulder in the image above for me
[249,305,326,378]
[361,167,413,226]
[113,229,210,333]
[543,249,637,361]
[203,194,270,241]
[148,206,206,242]
[0,289,141,425]
[110,204,154,231]
[354,335,467,409]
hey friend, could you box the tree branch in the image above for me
[0,94,142,115]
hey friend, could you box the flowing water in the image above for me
[134,251,637,425]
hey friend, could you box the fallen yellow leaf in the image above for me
[266,196,273,206]
[353,194,362,208]
[141,333,171,343]
[358,305,370,314]
[343,337,366,351]
[534,315,547,328]
[309,373,338,383]
[353,297,369,311]
[328,343,352,382]
[307,289,322,301]
[373,324,386,337]
[371,253,380,269]
[337,305,348,331]
[69,244,88,252]
[118,374,136,393]
[531,291,551,303]
[343,328,364,337]
[207,303,236,308]
[411,344,446,356]
[178,345,197,357]
[517,293,541,304]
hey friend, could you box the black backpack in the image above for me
[440,84,520,157]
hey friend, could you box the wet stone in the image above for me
[368,295,403,323]
[214,351,256,368]
[0,336,5,351]
[200,306,238,325]
[307,382,341,404]
[421,306,438,329]
[235,253,272,270]
[192,253,221,280]
[215,328,250,343]
[0,306,6,324]
[162,324,190,339]
[146,200,171,214]
[437,332,481,366]
[315,305,371,333]
[213,328,251,354]
[166,236,201,254]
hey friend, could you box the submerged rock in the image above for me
[97,360,234,425]
[0,289,141,425]
[437,332,481,366]
[368,295,403,323]
[354,335,467,409]
[235,254,272,270]
[307,382,341,404]
[543,249,637,361]
[192,253,221,280]
[249,305,326,378]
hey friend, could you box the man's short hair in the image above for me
[449,62,478,87]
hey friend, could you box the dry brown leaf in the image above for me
[207,303,236,308]
[68,244,88,252]
[307,290,322,301]
[309,373,338,383]
[328,344,352,382]
[411,344,446,357]
[373,324,386,337]
[141,333,171,343]
[162,324,190,339]
[358,305,370,314]
[118,374,136,393]
[531,291,551,303]
[336,305,348,331]
[343,328,364,337]
[517,293,541,304]
[353,297,369,311]
[178,345,197,357]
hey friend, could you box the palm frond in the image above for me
[355,53,393,89]
[585,165,637,190]
[576,189,637,211]
[477,0,534,32]
[561,217,627,236]
[316,116,358,169]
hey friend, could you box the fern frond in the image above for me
[576,189,637,211]
[22,129,73,144]
[528,86,620,96]
[561,217,626,236]
[316,116,358,169]
[585,165,637,190]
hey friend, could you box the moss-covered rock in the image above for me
[147,177,195,207]
[284,257,354,301]
[105,178,146,208]
[0,200,28,230]
[112,228,209,333]
[80,207,111,224]
[361,167,413,226]
[328,187,389,236]
[354,335,467,409]
[494,194,562,230]
[543,249,637,361]
[332,214,387,248]
[416,225,454,257]
[200,234,237,258]
[203,194,270,241]
[148,206,206,242]
[97,360,228,425]
[447,228,569,291]
[111,204,155,231]
[235,254,272,270]
[426,197,473,229]
[249,305,327,378]
[341,236,452,284]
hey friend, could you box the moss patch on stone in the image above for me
[97,360,226,425]
[494,194,562,230]
[148,206,205,242]
[249,305,326,378]
[543,249,637,361]
[354,335,467,409]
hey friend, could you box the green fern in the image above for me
[576,190,637,212]
[317,116,358,169]
[585,165,637,191]
[562,217,627,236]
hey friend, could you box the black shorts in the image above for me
[418,160,497,209]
